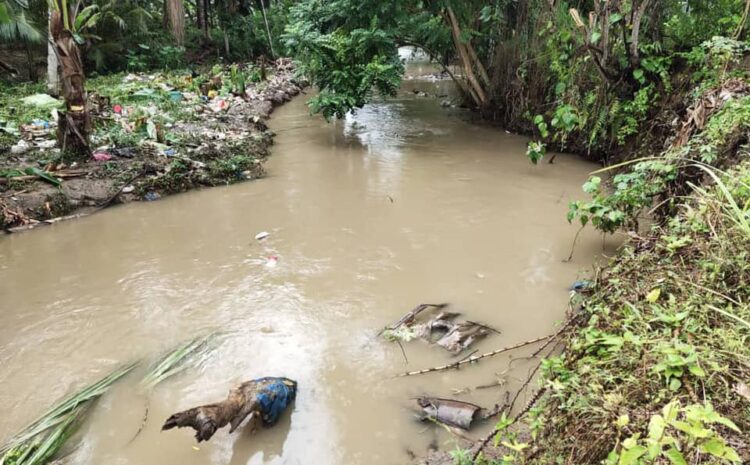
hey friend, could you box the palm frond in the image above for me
[0,10,41,42]
[0,362,137,457]
[4,405,89,465]
[140,333,218,390]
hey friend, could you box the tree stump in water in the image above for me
[162,377,297,442]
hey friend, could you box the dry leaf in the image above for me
[734,382,750,401]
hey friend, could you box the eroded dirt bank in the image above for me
[0,59,302,233]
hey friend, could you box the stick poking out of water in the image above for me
[394,334,553,378]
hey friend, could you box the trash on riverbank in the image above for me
[381,303,495,353]
[162,377,297,442]
[1,59,302,232]
[416,397,482,430]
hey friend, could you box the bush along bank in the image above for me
[0,59,302,232]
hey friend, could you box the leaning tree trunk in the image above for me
[445,7,488,108]
[50,8,90,158]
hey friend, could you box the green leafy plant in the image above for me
[604,401,741,465]
[526,140,546,165]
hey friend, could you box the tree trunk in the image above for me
[628,0,651,68]
[202,0,210,39]
[50,6,90,158]
[445,7,487,108]
[47,10,60,96]
[165,0,186,46]
[259,0,275,58]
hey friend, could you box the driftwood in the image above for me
[162,377,296,442]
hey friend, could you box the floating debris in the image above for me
[381,303,495,353]
[162,377,297,442]
[0,363,137,464]
[140,334,218,390]
[569,280,593,293]
[417,397,482,430]
[255,231,270,241]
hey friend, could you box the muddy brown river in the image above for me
[0,65,613,464]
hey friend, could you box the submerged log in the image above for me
[162,377,297,442]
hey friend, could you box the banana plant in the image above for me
[0,0,42,42]
[48,0,91,158]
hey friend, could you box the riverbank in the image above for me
[0,59,302,233]
[520,160,750,464]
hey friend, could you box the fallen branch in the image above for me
[394,334,552,378]
[471,312,583,462]
[98,170,146,209]
[0,170,88,184]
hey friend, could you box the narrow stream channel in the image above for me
[0,64,613,465]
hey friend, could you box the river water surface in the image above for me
[0,67,611,464]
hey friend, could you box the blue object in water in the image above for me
[253,377,297,426]
[569,280,593,292]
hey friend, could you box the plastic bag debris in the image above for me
[569,280,593,293]
[21,94,62,108]
[93,151,112,161]
[10,140,31,154]
[265,256,278,268]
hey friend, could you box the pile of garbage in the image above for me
[0,59,302,232]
